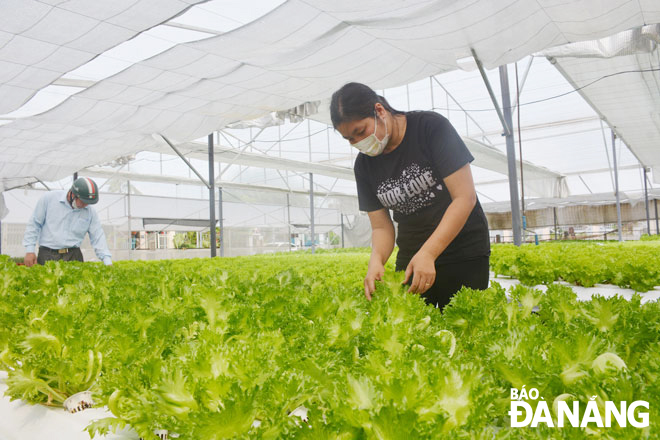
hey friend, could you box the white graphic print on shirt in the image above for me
[376,163,443,215]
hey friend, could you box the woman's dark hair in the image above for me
[330,82,404,128]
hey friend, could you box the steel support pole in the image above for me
[512,57,534,117]
[499,65,522,246]
[286,193,292,251]
[218,187,224,257]
[473,49,511,136]
[340,213,345,248]
[307,120,312,163]
[643,167,651,235]
[127,178,132,258]
[553,207,558,240]
[431,76,495,146]
[612,131,623,241]
[310,173,315,254]
[208,134,217,257]
[429,76,434,110]
[655,199,659,235]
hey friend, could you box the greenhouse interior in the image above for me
[1,1,660,439]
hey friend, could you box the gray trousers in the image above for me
[37,246,84,264]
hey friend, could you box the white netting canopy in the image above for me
[1,0,660,260]
[1,0,659,190]
[542,24,660,182]
[0,0,206,115]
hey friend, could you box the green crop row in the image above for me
[0,253,658,439]
[490,241,660,291]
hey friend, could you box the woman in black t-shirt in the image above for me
[330,82,490,310]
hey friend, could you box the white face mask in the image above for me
[69,194,85,210]
[351,113,389,157]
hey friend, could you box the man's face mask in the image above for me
[351,112,390,157]
[69,195,86,210]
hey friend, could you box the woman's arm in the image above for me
[364,208,396,300]
[404,163,477,294]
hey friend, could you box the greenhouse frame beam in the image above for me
[499,64,523,246]
[316,178,340,210]
[473,50,522,243]
[208,134,217,258]
[35,178,51,191]
[231,198,293,227]
[82,168,355,200]
[479,116,600,139]
[579,176,593,194]
[340,214,345,248]
[476,190,496,203]
[217,127,266,179]
[158,132,219,256]
[512,57,534,117]
[476,164,641,187]
[431,76,494,146]
[298,172,341,197]
[564,164,639,177]
[276,169,292,192]
[219,186,224,257]
[163,21,224,35]
[472,49,511,137]
[310,173,315,254]
[599,120,617,191]
[127,177,132,259]
[612,131,623,241]
[158,140,354,181]
[287,193,292,252]
[644,167,651,235]
[156,134,210,189]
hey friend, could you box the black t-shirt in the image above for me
[354,111,490,267]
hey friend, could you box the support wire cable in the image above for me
[430,67,660,112]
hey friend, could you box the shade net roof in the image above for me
[0,0,659,203]
[0,0,206,115]
[544,24,660,182]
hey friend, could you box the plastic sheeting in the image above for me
[342,212,373,248]
[150,137,565,199]
[483,189,660,229]
[148,140,356,181]
[0,0,206,115]
[543,24,660,183]
[483,189,660,213]
[1,0,659,189]
[0,193,7,220]
[464,138,567,198]
[81,167,361,214]
[1,187,353,258]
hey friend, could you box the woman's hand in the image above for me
[363,208,395,301]
[364,260,385,301]
[403,250,436,294]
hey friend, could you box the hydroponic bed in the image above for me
[1,245,658,439]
